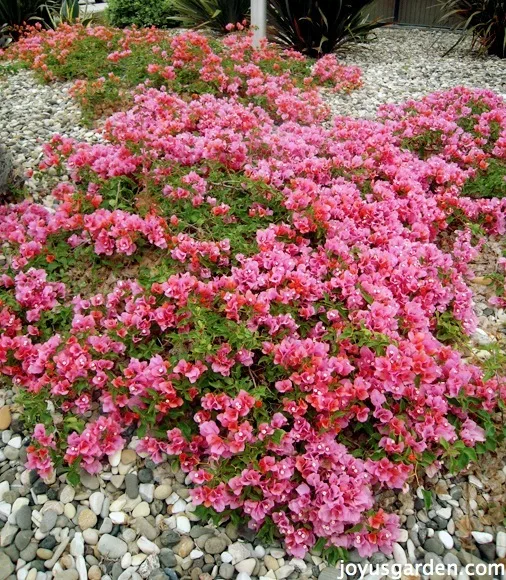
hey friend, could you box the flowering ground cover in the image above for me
[1,24,506,561]
[4,23,361,123]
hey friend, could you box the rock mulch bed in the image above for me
[1,422,506,580]
[0,68,103,204]
[1,26,506,580]
[323,27,506,119]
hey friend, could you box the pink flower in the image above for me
[460,418,486,446]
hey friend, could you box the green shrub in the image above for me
[107,0,177,28]
[462,159,506,198]
[438,0,505,58]
[170,0,250,32]
[267,0,387,57]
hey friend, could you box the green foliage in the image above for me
[323,546,349,566]
[438,0,506,58]
[439,407,505,474]
[0,60,27,74]
[267,0,388,57]
[44,0,93,27]
[312,537,349,563]
[421,488,432,510]
[107,0,177,28]
[170,0,250,31]
[462,159,506,198]
[477,342,506,380]
[400,129,445,159]
[434,310,467,345]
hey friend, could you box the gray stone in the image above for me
[160,531,180,547]
[432,516,448,530]
[224,523,239,541]
[2,491,19,504]
[80,471,100,490]
[99,518,113,535]
[477,542,496,563]
[132,517,158,542]
[138,469,153,484]
[159,549,177,569]
[125,474,139,499]
[149,571,168,580]
[319,568,341,580]
[30,560,46,572]
[1,469,17,485]
[370,552,387,565]
[4,445,19,460]
[0,552,14,580]
[14,529,33,551]
[97,534,128,560]
[32,560,46,572]
[424,537,445,556]
[189,526,213,539]
[150,500,164,517]
[32,480,48,495]
[348,549,363,563]
[443,553,461,570]
[0,145,13,196]
[20,541,38,562]
[40,535,57,550]
[203,536,227,555]
[458,551,493,580]
[111,561,123,580]
[409,529,421,548]
[3,544,19,563]
[219,563,234,579]
[39,510,58,533]
[139,554,161,579]
[424,552,443,566]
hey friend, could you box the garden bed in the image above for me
[0,24,506,580]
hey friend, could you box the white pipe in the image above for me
[251,0,267,48]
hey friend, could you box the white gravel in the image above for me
[325,26,506,118]
[0,68,103,199]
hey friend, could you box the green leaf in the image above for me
[67,469,81,487]
[422,489,432,511]
[313,537,327,553]
[271,429,285,445]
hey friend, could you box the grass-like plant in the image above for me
[170,0,250,31]
[438,0,506,58]
[44,0,93,27]
[267,0,387,57]
[0,0,57,28]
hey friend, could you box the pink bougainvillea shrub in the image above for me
[1,26,506,558]
[4,24,360,123]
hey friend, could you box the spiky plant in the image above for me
[438,0,505,58]
[0,0,57,27]
[170,0,250,32]
[267,0,388,57]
